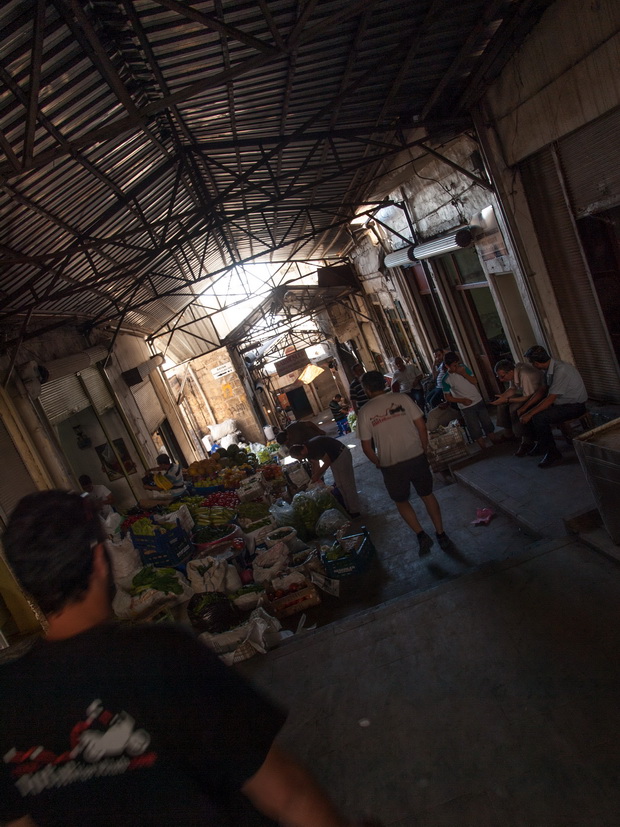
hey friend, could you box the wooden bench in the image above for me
[558,412,593,444]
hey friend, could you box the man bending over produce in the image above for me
[289,436,361,518]
[0,490,377,827]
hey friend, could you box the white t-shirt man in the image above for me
[391,364,422,393]
[442,366,482,409]
[357,392,424,467]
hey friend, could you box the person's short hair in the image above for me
[156,453,171,465]
[289,443,306,458]
[524,345,550,364]
[443,351,459,366]
[494,359,515,375]
[2,490,106,615]
[333,394,342,400]
[361,370,387,393]
[78,474,92,487]
[275,431,288,445]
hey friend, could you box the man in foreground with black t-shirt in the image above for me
[0,491,372,827]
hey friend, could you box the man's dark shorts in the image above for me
[380,453,433,502]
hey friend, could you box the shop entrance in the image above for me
[286,385,313,419]
[434,247,510,396]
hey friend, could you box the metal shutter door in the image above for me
[559,108,620,217]
[39,374,90,424]
[0,419,37,520]
[520,148,620,403]
[131,380,165,433]
[80,366,114,415]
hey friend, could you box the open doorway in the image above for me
[286,385,313,419]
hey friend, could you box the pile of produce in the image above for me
[218,466,247,489]
[187,592,241,634]
[186,457,221,479]
[261,464,283,481]
[203,491,240,508]
[167,495,204,520]
[129,566,184,596]
[195,506,236,526]
[128,517,159,537]
[237,501,270,522]
[121,511,158,535]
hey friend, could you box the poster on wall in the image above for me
[95,438,137,481]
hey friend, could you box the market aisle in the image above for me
[297,414,540,627]
[239,538,620,825]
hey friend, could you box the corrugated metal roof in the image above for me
[0,0,552,355]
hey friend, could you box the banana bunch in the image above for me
[195,506,236,526]
[154,473,173,491]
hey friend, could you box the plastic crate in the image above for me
[321,527,376,578]
[130,520,194,568]
[193,484,225,495]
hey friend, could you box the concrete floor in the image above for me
[238,412,620,825]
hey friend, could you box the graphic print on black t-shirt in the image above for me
[4,698,157,797]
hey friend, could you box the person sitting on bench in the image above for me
[518,346,588,469]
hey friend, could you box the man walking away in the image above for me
[329,393,351,436]
[349,364,369,413]
[290,436,360,517]
[358,371,453,555]
[518,345,588,468]
[442,352,501,449]
[490,359,544,455]
[0,490,369,827]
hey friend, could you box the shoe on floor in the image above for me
[527,443,543,456]
[514,442,534,457]
[417,531,433,556]
[436,532,455,551]
[538,450,562,468]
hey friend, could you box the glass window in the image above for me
[454,247,486,285]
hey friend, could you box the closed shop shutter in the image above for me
[520,148,620,403]
[39,374,90,424]
[131,379,165,434]
[80,366,114,415]
[559,107,620,217]
[0,419,37,521]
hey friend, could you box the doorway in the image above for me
[285,385,313,419]
[492,271,536,357]
[434,247,510,396]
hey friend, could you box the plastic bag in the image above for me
[199,607,282,663]
[101,511,122,537]
[186,557,242,594]
[105,536,141,583]
[252,541,290,584]
[270,499,296,527]
[315,508,351,537]
[113,567,192,620]
[292,491,322,533]
[208,419,238,440]
[310,485,349,517]
[187,592,241,634]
